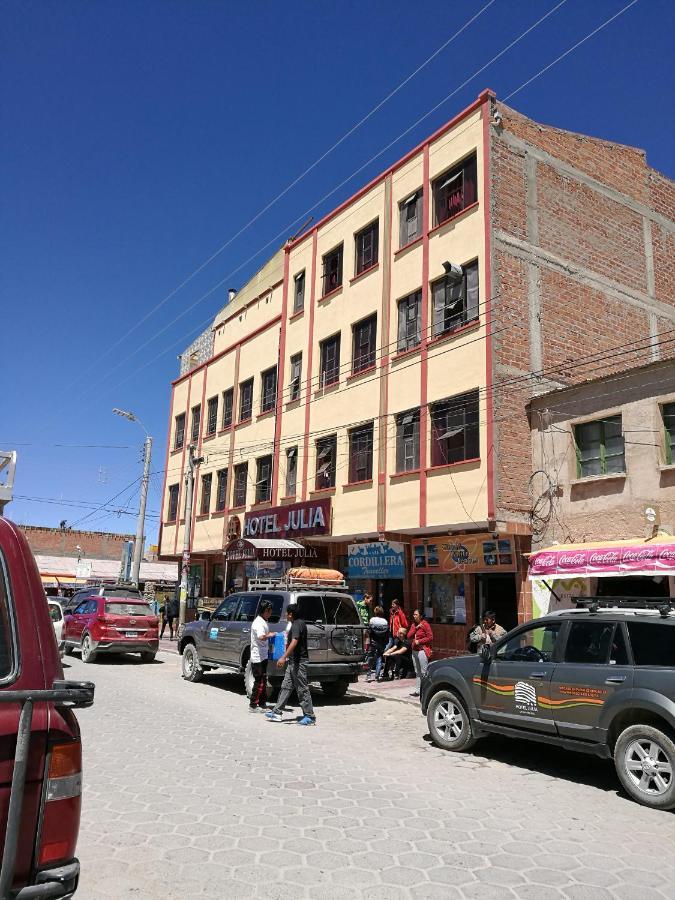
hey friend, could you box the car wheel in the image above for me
[81,633,97,664]
[614,724,675,810]
[181,643,203,683]
[427,689,476,752]
[321,680,349,699]
[141,651,156,663]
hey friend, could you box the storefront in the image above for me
[223,537,327,592]
[528,535,675,616]
[410,532,519,656]
[345,541,405,608]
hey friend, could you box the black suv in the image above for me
[421,598,675,810]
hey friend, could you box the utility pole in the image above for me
[179,444,203,627]
[131,434,153,587]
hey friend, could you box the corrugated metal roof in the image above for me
[34,554,178,583]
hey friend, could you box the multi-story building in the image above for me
[159,89,675,656]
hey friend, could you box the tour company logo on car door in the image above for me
[514,681,538,714]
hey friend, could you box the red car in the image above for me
[0,516,94,898]
[63,594,159,663]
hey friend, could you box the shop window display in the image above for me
[426,574,466,625]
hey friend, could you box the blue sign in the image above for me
[347,542,405,580]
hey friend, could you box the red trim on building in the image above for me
[189,369,209,553]
[301,230,318,501]
[271,248,290,505]
[419,144,430,529]
[481,97,495,521]
[393,235,424,258]
[378,173,394,534]
[349,263,379,285]
[427,201,479,238]
[173,375,193,557]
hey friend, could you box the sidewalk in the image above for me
[158,636,179,654]
[348,675,419,706]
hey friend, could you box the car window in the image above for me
[86,600,99,614]
[49,604,63,622]
[322,595,361,625]
[295,594,326,624]
[213,596,239,622]
[610,624,630,665]
[106,602,154,616]
[0,552,16,680]
[564,621,615,665]
[626,622,675,666]
[235,595,260,622]
[261,593,284,624]
[496,622,561,663]
[74,601,90,615]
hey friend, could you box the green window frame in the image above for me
[574,415,625,478]
[663,403,675,466]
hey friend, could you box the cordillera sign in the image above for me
[243,499,331,539]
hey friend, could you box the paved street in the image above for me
[70,650,675,900]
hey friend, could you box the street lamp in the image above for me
[112,407,153,589]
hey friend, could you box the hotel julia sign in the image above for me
[243,499,331,539]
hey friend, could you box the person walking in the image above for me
[407,609,433,697]
[367,605,390,682]
[160,595,178,640]
[249,600,273,712]
[469,610,506,653]
[265,605,316,726]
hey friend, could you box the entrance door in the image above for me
[378,580,404,617]
[476,574,518,632]
[472,620,562,734]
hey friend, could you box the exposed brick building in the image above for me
[20,525,134,561]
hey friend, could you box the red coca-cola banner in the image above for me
[529,542,675,578]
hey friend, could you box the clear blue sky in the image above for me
[2,0,673,546]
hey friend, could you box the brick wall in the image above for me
[20,525,134,560]
[489,101,675,528]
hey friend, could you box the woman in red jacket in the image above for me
[388,599,408,644]
[407,609,433,697]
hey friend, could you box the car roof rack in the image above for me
[573,597,675,618]
[247,575,349,592]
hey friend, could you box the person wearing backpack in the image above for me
[407,609,433,696]
[367,606,390,682]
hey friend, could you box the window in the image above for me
[627,622,675,666]
[261,366,277,414]
[167,484,179,522]
[174,414,185,451]
[396,409,420,472]
[348,423,374,483]
[260,593,284,623]
[397,291,422,352]
[233,463,248,507]
[322,244,343,296]
[352,315,377,373]
[289,353,302,403]
[322,595,361,626]
[315,435,337,490]
[320,334,341,387]
[206,396,218,436]
[214,596,239,622]
[432,154,477,226]
[215,468,228,511]
[574,416,625,478]
[431,260,479,337]
[663,403,675,465]
[0,554,15,680]
[235,595,260,622]
[200,473,212,515]
[222,388,234,429]
[496,622,561,662]
[191,405,201,444]
[430,390,479,467]
[293,271,305,313]
[255,456,272,503]
[399,190,423,247]
[286,447,298,497]
[355,221,379,275]
[239,378,253,422]
[564,621,618,665]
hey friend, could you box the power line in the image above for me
[0,442,134,450]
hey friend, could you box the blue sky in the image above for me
[2,0,673,546]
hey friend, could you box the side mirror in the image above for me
[199,611,212,621]
[480,643,492,663]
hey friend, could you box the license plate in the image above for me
[125,631,139,637]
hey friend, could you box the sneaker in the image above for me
[297,716,316,726]
[265,711,282,722]
[249,706,264,713]
[409,691,420,697]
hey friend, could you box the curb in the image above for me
[348,686,419,707]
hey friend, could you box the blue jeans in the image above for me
[369,646,385,678]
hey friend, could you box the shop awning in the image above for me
[528,535,675,579]
[224,537,322,562]
[41,575,59,589]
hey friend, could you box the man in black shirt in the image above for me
[265,605,316,725]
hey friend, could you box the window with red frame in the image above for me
[286,447,298,497]
[222,388,234,428]
[395,409,420,472]
[348,423,374,483]
[431,260,479,338]
[174,414,185,451]
[255,456,272,503]
[322,244,343,296]
[399,190,423,247]
[206,396,218,435]
[432,154,477,227]
[200,473,212,515]
[352,315,377,373]
[430,390,479,466]
[215,469,228,511]
[191,405,201,444]
[289,353,302,402]
[239,378,253,422]
[167,484,179,521]
[320,334,341,387]
[315,435,337,490]
[233,463,248,507]
[260,366,277,414]
[355,221,379,275]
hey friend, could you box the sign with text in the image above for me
[347,542,405,580]
[411,533,516,574]
[243,499,331,539]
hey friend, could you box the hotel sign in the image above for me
[243,499,331,539]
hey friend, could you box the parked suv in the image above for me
[422,598,675,810]
[0,517,94,897]
[179,584,367,699]
[63,595,159,663]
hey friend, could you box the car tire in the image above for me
[181,643,203,683]
[614,724,675,810]
[427,689,476,752]
[141,651,156,663]
[321,680,349,699]
[80,633,97,664]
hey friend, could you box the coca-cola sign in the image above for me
[529,540,675,578]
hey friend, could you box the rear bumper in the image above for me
[15,859,79,899]
[274,662,366,682]
[92,639,158,654]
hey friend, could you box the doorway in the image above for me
[475,574,518,632]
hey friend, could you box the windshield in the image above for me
[106,602,154,617]
[104,587,143,599]
[295,594,360,625]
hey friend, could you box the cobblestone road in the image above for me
[70,650,675,900]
